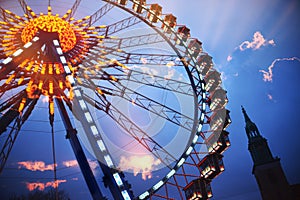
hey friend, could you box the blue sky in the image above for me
[0,0,300,199]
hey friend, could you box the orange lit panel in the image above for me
[21,15,76,52]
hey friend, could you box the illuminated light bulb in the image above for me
[41,64,46,75]
[38,80,43,89]
[96,88,104,95]
[54,64,61,74]
[18,76,24,85]
[18,98,26,112]
[68,89,74,100]
[49,100,54,115]
[5,74,15,84]
[4,10,12,14]
[110,76,118,82]
[77,77,82,85]
[19,59,29,68]
[48,64,53,75]
[49,81,54,94]
[59,81,64,89]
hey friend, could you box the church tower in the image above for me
[241,106,291,200]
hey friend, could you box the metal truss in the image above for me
[0,94,39,173]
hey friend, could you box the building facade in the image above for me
[242,106,300,200]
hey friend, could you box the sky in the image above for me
[0,0,300,199]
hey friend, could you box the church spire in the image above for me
[241,106,261,140]
[241,106,274,165]
[241,105,251,123]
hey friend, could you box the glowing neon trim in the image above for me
[91,125,99,136]
[2,57,12,65]
[24,42,32,48]
[177,158,185,167]
[84,112,93,123]
[121,190,131,200]
[139,191,149,199]
[113,173,123,186]
[166,169,176,179]
[97,140,106,152]
[13,49,23,57]
[153,180,164,191]
[104,155,114,167]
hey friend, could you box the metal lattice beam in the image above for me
[17,0,30,18]
[78,3,114,27]
[66,0,82,19]
[0,96,38,173]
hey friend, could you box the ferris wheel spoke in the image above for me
[65,0,82,20]
[99,77,195,132]
[99,32,165,50]
[87,45,183,66]
[0,90,26,119]
[0,95,39,173]
[93,13,145,37]
[0,80,29,99]
[76,2,114,27]
[17,0,31,19]
[83,92,178,167]
[108,66,193,96]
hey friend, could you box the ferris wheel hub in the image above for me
[21,15,77,52]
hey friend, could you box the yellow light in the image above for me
[55,63,61,74]
[48,64,53,75]
[38,80,43,89]
[49,100,54,115]
[41,64,46,75]
[49,81,54,94]
[77,77,82,84]
[26,80,33,93]
[5,74,15,84]
[33,64,39,73]
[18,76,24,85]
[110,76,118,82]
[26,61,34,71]
[96,87,104,95]
[18,98,26,112]
[59,81,64,89]
[5,10,12,14]
[19,59,29,68]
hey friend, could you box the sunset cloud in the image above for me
[118,155,161,180]
[267,94,273,100]
[62,160,78,168]
[26,180,67,191]
[238,31,275,51]
[18,161,56,172]
[62,159,98,175]
[259,57,300,82]
[227,55,233,62]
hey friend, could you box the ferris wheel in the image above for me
[0,0,231,199]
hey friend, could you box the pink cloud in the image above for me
[267,94,273,100]
[62,159,98,175]
[227,55,233,62]
[62,160,78,168]
[26,180,67,191]
[259,57,300,82]
[18,161,56,172]
[239,31,275,51]
[118,155,161,180]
